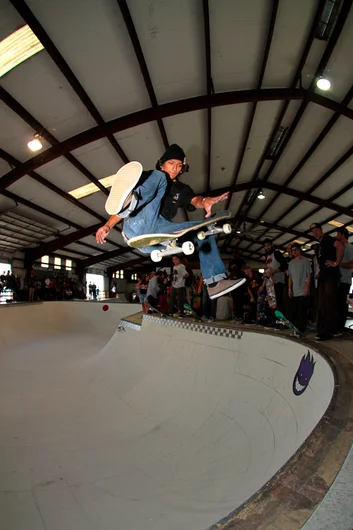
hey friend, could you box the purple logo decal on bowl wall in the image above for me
[293,351,315,396]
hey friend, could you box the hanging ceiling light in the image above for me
[257,189,265,200]
[27,133,43,152]
[316,77,331,91]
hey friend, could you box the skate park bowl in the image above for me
[0,301,350,530]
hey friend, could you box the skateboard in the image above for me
[265,276,277,309]
[256,289,267,325]
[183,303,202,320]
[275,310,302,337]
[126,210,232,262]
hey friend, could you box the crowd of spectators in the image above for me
[135,222,353,342]
[0,270,85,303]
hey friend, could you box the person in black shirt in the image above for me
[310,222,344,341]
[97,144,245,300]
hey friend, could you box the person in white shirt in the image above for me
[326,227,353,334]
[169,255,189,317]
[288,243,312,333]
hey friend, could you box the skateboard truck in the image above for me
[151,240,195,262]
[150,223,232,262]
[197,222,232,240]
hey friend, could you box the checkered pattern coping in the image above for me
[143,315,243,339]
[120,320,141,331]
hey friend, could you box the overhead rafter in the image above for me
[0,148,108,220]
[2,86,353,193]
[229,0,326,227]
[257,84,353,223]
[244,0,352,220]
[225,0,279,209]
[10,0,128,164]
[117,0,168,150]
[202,0,213,192]
[26,223,105,261]
[0,88,108,195]
[0,87,304,191]
[0,148,124,247]
[80,246,137,268]
[239,140,353,254]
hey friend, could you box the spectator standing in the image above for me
[147,271,159,310]
[243,266,263,323]
[326,227,353,335]
[169,255,188,317]
[311,222,344,341]
[228,249,246,322]
[263,238,287,313]
[288,243,312,333]
[136,275,149,313]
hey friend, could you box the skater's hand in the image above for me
[96,225,110,244]
[204,192,229,218]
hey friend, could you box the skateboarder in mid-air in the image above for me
[96,144,245,299]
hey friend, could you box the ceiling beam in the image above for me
[0,147,108,220]
[239,140,353,253]
[229,0,326,225]
[27,223,103,261]
[225,0,279,209]
[0,87,108,195]
[202,0,213,192]
[0,87,303,191]
[10,0,128,163]
[243,0,352,223]
[117,0,168,150]
[257,84,353,222]
[81,247,139,269]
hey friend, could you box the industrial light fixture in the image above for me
[236,229,241,234]
[27,134,43,152]
[316,77,331,91]
[257,189,265,200]
[0,25,44,78]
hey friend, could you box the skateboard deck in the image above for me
[265,277,277,309]
[256,289,267,325]
[275,310,302,337]
[126,210,232,262]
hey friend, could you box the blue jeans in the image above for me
[123,170,227,284]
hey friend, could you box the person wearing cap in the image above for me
[96,144,245,300]
[326,227,353,335]
[288,243,312,333]
[310,222,344,341]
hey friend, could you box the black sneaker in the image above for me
[315,334,333,342]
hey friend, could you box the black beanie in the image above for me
[160,144,186,164]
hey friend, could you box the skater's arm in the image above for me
[325,240,344,267]
[96,215,121,244]
[339,260,353,269]
[191,192,229,218]
[304,272,312,296]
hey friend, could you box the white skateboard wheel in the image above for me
[223,223,232,234]
[197,231,206,240]
[182,241,195,255]
[151,250,162,262]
